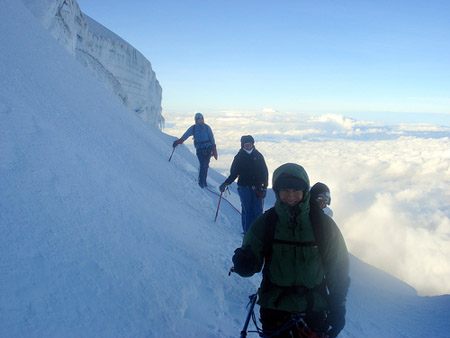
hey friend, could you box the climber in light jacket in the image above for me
[173,112,217,188]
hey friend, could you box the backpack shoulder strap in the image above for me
[263,204,330,263]
[205,124,213,144]
[262,207,277,264]
[263,207,277,249]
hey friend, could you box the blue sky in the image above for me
[78,0,450,125]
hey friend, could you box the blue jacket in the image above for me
[181,123,215,150]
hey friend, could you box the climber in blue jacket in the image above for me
[173,112,217,188]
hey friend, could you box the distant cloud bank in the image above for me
[164,110,450,296]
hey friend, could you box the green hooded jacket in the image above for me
[235,163,350,313]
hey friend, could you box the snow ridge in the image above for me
[22,0,164,129]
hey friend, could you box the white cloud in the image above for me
[262,107,279,113]
[398,123,448,132]
[163,110,450,296]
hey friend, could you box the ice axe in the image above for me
[240,293,258,338]
[168,146,176,162]
[214,191,223,222]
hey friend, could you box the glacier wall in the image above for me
[21,0,164,129]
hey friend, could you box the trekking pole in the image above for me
[168,147,176,162]
[214,191,223,222]
[240,293,258,338]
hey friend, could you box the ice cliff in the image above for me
[22,0,164,129]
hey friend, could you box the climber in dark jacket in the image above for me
[311,182,333,217]
[220,135,268,233]
[232,163,350,338]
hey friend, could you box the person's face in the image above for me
[316,192,330,209]
[243,142,254,151]
[196,117,204,124]
[317,199,327,209]
[279,189,304,207]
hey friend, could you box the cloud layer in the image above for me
[164,110,450,296]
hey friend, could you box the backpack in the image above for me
[192,124,213,148]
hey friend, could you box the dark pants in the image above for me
[260,307,327,338]
[238,186,263,233]
[196,147,211,188]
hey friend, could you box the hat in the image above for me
[194,112,204,121]
[310,182,330,199]
[310,182,331,205]
[240,135,254,148]
[273,172,308,192]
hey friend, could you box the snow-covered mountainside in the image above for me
[1,0,449,337]
[21,0,163,129]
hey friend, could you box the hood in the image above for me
[194,112,204,122]
[272,163,311,206]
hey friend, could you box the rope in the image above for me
[205,186,242,215]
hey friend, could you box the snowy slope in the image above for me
[21,0,163,129]
[1,1,449,337]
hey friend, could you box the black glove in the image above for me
[172,139,183,148]
[232,246,257,276]
[219,183,228,193]
[327,303,346,338]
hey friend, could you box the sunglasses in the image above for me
[316,192,331,205]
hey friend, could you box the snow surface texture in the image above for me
[21,0,164,130]
[1,0,449,337]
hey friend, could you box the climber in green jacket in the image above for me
[231,163,350,338]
